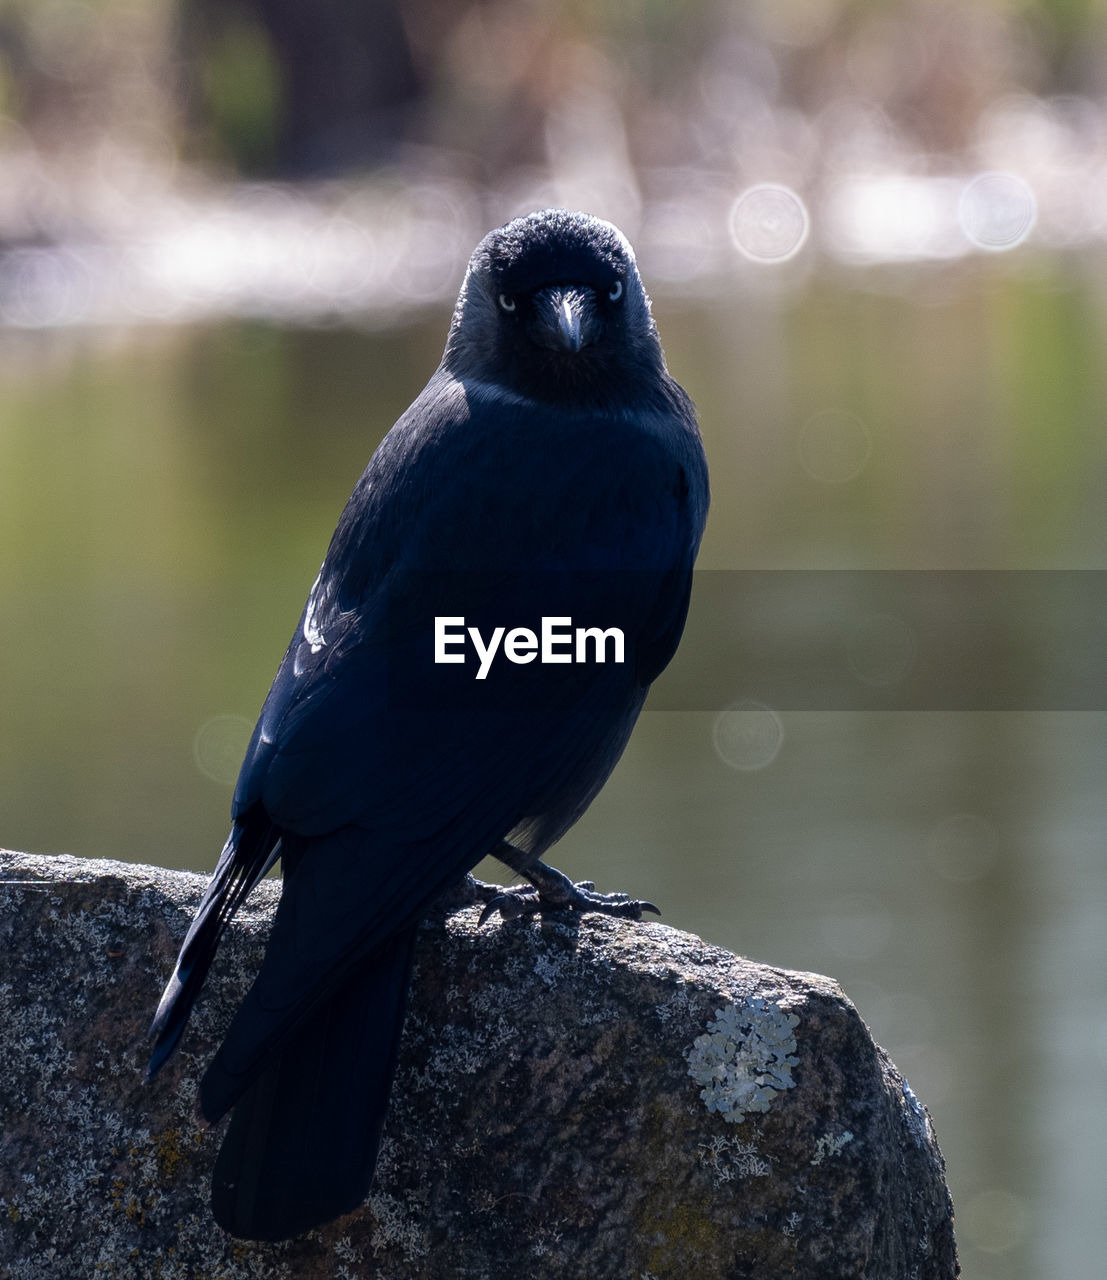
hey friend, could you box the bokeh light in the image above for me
[958,172,1037,251]
[193,715,253,787]
[712,700,784,771]
[728,184,809,263]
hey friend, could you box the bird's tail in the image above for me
[146,813,281,1082]
[209,924,418,1241]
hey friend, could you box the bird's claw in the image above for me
[477,871,661,926]
[477,887,538,925]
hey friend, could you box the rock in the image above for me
[0,849,959,1278]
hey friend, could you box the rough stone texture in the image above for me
[0,850,959,1279]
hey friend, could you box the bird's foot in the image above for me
[477,859,660,926]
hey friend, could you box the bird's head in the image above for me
[443,209,666,406]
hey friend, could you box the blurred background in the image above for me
[1,1,1106,1274]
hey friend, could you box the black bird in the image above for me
[146,208,709,1241]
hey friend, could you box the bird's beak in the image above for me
[534,286,599,353]
[557,293,583,351]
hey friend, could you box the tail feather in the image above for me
[147,814,280,1081]
[209,925,418,1241]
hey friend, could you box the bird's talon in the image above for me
[477,870,661,925]
[478,889,537,926]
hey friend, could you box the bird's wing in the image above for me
[636,444,710,686]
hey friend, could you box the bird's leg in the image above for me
[478,841,660,925]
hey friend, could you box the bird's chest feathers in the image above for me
[427,402,675,564]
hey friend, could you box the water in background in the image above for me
[2,258,1105,1279]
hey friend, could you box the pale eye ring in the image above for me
[608,279,623,302]
[498,293,516,312]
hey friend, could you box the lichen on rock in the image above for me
[686,996,800,1123]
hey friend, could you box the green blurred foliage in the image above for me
[199,13,282,174]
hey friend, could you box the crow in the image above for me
[146,208,709,1240]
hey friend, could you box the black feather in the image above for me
[147,813,279,1081]
[146,208,709,1239]
[210,927,417,1240]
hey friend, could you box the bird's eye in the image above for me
[608,279,623,302]
[498,293,516,312]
